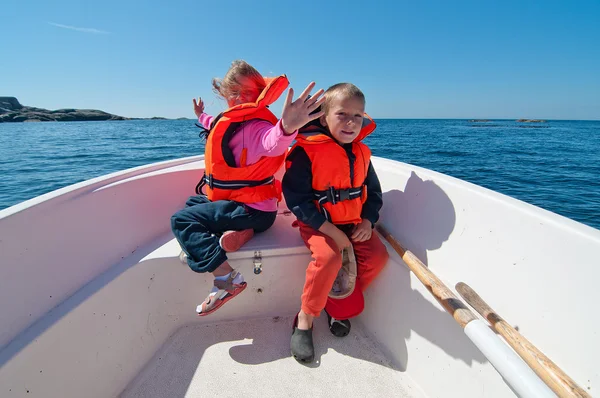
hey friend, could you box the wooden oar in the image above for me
[456,282,590,398]
[375,223,555,397]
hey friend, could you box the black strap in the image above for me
[195,177,205,195]
[313,186,363,222]
[195,112,224,141]
[196,173,274,195]
[314,186,363,205]
[195,123,210,140]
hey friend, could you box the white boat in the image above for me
[0,155,597,397]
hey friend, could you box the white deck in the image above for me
[121,316,422,398]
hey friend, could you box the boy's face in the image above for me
[321,95,365,144]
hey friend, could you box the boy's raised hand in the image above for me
[281,82,326,135]
[192,97,205,118]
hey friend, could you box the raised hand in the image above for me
[192,97,205,118]
[280,82,325,135]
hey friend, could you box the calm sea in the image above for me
[1,119,599,230]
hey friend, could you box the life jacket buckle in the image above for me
[338,189,350,202]
[325,187,351,204]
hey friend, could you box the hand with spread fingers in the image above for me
[281,82,325,135]
[192,97,205,118]
[351,219,373,243]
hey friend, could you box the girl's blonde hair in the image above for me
[212,60,266,103]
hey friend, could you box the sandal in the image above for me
[196,270,247,316]
[325,310,351,337]
[291,313,314,363]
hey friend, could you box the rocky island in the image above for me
[1,97,128,122]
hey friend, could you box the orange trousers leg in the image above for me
[298,223,343,317]
[298,223,389,318]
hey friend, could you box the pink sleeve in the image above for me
[244,119,297,158]
[198,113,214,129]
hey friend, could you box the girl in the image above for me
[171,60,325,315]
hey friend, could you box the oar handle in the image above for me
[376,224,477,328]
[456,282,591,398]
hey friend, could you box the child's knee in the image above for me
[170,211,187,231]
[185,195,209,207]
[170,213,181,231]
[318,247,343,269]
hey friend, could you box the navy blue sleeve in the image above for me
[360,161,383,227]
[282,147,327,230]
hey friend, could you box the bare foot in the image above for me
[212,261,234,277]
[297,309,314,330]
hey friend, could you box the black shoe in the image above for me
[291,314,314,363]
[325,310,351,337]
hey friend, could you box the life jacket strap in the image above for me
[195,173,275,195]
[313,186,364,205]
[313,186,364,222]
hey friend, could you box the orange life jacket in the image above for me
[287,115,376,225]
[198,75,289,203]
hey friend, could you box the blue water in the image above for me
[1,119,599,230]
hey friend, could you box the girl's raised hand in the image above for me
[192,97,205,118]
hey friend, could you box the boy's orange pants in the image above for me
[298,222,389,319]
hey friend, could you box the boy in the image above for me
[283,83,389,363]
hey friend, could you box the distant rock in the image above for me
[516,119,546,123]
[0,96,128,123]
[469,119,491,122]
[0,97,23,112]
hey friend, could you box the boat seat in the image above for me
[141,210,309,264]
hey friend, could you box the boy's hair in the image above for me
[212,60,266,102]
[322,83,365,115]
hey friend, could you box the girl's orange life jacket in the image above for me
[198,75,289,203]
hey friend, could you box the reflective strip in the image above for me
[205,175,274,190]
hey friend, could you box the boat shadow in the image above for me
[382,171,457,266]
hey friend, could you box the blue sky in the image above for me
[2,0,599,120]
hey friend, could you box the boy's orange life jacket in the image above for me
[198,75,289,203]
[287,115,376,225]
